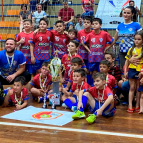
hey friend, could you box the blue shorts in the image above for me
[128,68,139,79]
[25,64,33,74]
[121,80,130,92]
[66,22,74,28]
[32,59,49,71]
[73,94,78,102]
[138,85,143,92]
[89,100,116,117]
[87,62,100,72]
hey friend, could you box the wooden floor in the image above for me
[0,94,143,143]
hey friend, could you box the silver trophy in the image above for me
[42,86,47,109]
[47,51,65,108]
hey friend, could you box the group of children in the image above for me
[1,15,143,124]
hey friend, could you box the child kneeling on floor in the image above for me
[29,61,52,103]
[72,72,116,124]
[2,76,29,110]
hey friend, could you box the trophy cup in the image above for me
[48,51,64,109]
[42,86,47,109]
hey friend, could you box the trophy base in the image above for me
[42,104,47,109]
[51,105,56,109]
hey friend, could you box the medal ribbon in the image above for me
[6,53,14,68]
[39,73,47,89]
[15,91,23,105]
[76,81,83,101]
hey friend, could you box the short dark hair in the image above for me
[42,61,50,67]
[63,0,68,3]
[55,20,64,26]
[125,6,134,14]
[5,38,16,45]
[100,60,111,68]
[69,40,79,47]
[74,68,86,77]
[84,16,92,23]
[68,29,77,37]
[129,0,134,4]
[92,18,102,25]
[76,14,82,18]
[39,18,49,25]
[104,51,115,59]
[71,57,83,66]
[92,72,106,80]
[14,76,26,85]
[36,3,42,7]
[23,19,32,25]
[21,4,27,10]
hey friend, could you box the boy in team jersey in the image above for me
[82,18,114,85]
[67,29,78,40]
[51,20,69,59]
[104,52,121,82]
[16,19,33,74]
[62,68,90,112]
[29,62,52,103]
[61,40,86,86]
[2,76,29,110]
[30,18,52,73]
[72,72,116,124]
[77,16,92,64]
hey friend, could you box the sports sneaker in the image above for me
[72,110,85,120]
[38,97,44,103]
[71,106,77,112]
[86,114,96,124]
[62,103,68,108]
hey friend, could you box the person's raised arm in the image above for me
[81,4,85,13]
[136,6,142,16]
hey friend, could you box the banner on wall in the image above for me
[95,0,142,29]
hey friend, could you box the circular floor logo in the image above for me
[32,111,63,120]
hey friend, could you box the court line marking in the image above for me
[0,122,143,139]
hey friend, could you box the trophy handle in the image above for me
[59,64,65,75]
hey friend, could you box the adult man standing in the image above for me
[0,38,31,85]
[58,0,74,30]
[32,3,47,29]
[119,0,142,22]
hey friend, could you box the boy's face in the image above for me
[84,19,91,29]
[77,17,83,24]
[71,63,82,71]
[104,54,114,65]
[41,66,49,77]
[37,5,42,12]
[39,20,48,31]
[68,42,77,53]
[73,72,84,84]
[99,64,109,74]
[13,82,23,94]
[94,77,105,89]
[68,32,76,40]
[23,21,32,30]
[92,21,101,30]
[56,23,65,33]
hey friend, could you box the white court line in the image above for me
[0,122,143,139]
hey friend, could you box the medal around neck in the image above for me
[42,86,47,109]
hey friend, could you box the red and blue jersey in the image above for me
[8,88,29,105]
[84,30,113,62]
[77,29,92,60]
[81,0,94,12]
[31,30,52,61]
[85,86,113,103]
[70,81,90,92]
[61,54,86,85]
[106,74,116,90]
[30,73,52,89]
[51,30,69,59]
[16,31,33,64]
